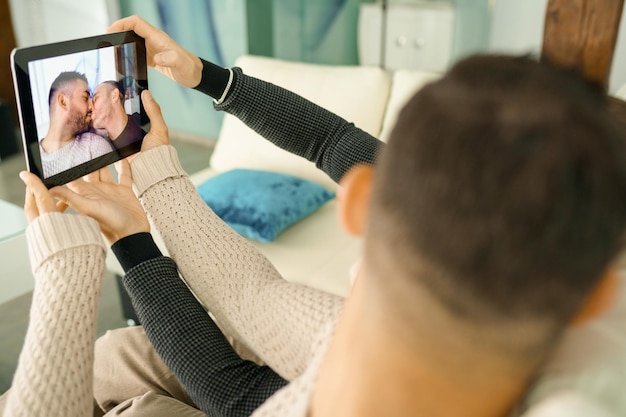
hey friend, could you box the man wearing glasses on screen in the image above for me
[39,71,113,178]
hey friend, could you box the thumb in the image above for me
[141,90,169,150]
[115,158,133,188]
[154,50,179,68]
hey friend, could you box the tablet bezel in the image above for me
[11,31,148,188]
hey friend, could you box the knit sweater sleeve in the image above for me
[210,67,384,184]
[130,145,344,381]
[3,213,106,417]
[122,256,288,417]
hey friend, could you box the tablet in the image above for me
[11,31,148,188]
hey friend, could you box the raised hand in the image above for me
[20,171,67,223]
[51,160,150,244]
[108,15,203,88]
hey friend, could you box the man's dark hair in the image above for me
[48,71,89,106]
[368,55,626,342]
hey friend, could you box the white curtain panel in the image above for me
[9,0,120,47]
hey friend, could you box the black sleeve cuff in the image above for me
[193,58,232,100]
[111,232,163,273]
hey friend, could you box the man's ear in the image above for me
[570,268,619,326]
[112,88,121,103]
[57,92,69,110]
[337,164,375,236]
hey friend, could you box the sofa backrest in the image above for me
[210,55,391,190]
[379,69,441,142]
[614,84,626,100]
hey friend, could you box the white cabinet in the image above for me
[359,2,455,73]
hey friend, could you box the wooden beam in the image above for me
[0,0,18,119]
[542,0,624,90]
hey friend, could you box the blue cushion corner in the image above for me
[197,169,335,242]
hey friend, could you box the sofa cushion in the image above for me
[197,169,335,242]
[379,69,441,142]
[210,55,392,191]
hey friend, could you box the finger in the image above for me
[23,186,38,223]
[65,178,84,195]
[142,90,166,132]
[99,166,115,183]
[65,179,96,197]
[107,16,137,34]
[47,185,71,214]
[115,159,133,188]
[125,153,139,164]
[108,15,154,36]
[107,16,168,67]
[153,51,177,81]
[142,90,169,146]
[56,200,69,213]
[20,171,57,215]
[83,170,101,183]
[154,50,179,68]
[50,186,98,218]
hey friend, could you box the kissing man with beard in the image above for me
[39,71,114,178]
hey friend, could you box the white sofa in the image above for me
[107,54,441,297]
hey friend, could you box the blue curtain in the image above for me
[272,0,370,65]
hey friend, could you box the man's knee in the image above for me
[94,326,161,410]
[94,326,195,412]
[94,326,152,389]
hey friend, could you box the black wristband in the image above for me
[193,58,232,100]
[111,232,163,273]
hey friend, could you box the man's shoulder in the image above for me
[129,113,142,128]
[75,131,114,153]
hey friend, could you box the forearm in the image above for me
[4,213,106,417]
[119,252,288,417]
[194,59,383,183]
[130,145,344,379]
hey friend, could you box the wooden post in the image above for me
[542,0,624,90]
[0,0,18,119]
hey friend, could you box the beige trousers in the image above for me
[0,325,197,417]
[94,326,201,415]
[95,325,264,416]
[1,325,263,417]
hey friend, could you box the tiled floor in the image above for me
[0,135,215,393]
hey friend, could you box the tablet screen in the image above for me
[11,31,148,187]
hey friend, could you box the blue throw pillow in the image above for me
[197,169,335,242]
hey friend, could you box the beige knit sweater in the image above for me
[4,213,107,417]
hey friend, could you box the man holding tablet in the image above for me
[39,71,113,178]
